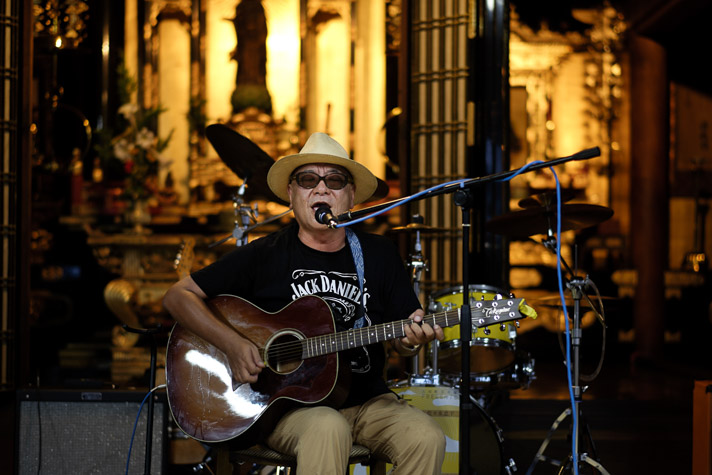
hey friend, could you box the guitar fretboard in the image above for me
[301,298,520,359]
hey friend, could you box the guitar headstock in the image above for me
[174,237,196,280]
[469,297,525,328]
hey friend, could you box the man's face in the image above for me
[288,163,355,231]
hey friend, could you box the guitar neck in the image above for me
[301,298,522,359]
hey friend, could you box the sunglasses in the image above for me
[290,171,352,190]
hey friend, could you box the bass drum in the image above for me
[429,284,517,376]
[389,381,511,475]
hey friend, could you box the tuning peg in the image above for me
[483,328,491,335]
[509,292,515,298]
[515,321,520,328]
[500,323,506,332]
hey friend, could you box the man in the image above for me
[163,132,446,474]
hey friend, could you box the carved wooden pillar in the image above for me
[629,32,668,362]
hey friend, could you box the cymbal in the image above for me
[532,295,617,310]
[486,203,613,237]
[205,124,285,204]
[518,189,577,209]
[390,222,447,233]
[366,177,390,203]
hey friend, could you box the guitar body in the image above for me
[166,295,349,446]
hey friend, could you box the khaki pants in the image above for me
[266,392,446,475]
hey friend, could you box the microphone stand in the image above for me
[454,188,474,474]
[526,238,610,475]
[335,147,601,474]
[336,147,601,223]
[122,324,162,475]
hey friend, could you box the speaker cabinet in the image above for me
[16,389,168,474]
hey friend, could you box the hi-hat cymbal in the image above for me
[518,189,577,209]
[206,124,285,204]
[486,203,613,237]
[390,222,447,233]
[532,294,617,310]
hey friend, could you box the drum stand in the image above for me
[209,183,293,248]
[404,215,445,385]
[526,243,610,475]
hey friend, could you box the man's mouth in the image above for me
[311,202,329,213]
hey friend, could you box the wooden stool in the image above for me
[216,443,387,474]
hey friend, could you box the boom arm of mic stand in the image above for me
[336,146,601,223]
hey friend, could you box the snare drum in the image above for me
[388,381,507,475]
[429,285,517,375]
[444,351,536,392]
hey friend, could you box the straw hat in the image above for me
[267,132,378,205]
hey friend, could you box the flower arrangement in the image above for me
[95,63,173,210]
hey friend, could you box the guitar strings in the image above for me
[258,311,454,362]
[258,305,515,364]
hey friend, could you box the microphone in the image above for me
[315,205,339,228]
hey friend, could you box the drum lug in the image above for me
[505,458,518,474]
[496,426,506,444]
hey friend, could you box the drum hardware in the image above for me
[485,203,614,238]
[400,214,432,375]
[209,207,293,248]
[524,249,610,473]
[442,351,535,414]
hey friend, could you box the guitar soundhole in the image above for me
[265,331,304,374]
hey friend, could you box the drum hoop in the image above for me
[439,337,515,352]
[429,284,509,302]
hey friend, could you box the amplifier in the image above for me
[693,380,712,475]
[16,389,168,474]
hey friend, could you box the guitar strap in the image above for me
[345,227,366,328]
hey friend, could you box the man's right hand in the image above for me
[226,333,265,387]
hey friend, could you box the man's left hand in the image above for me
[400,309,444,348]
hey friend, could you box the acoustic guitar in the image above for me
[165,294,525,446]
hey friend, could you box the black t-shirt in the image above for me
[191,221,421,407]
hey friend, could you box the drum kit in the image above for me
[389,190,614,474]
[205,127,613,474]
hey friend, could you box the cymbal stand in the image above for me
[231,182,258,246]
[404,215,434,378]
[526,244,609,475]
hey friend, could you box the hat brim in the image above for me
[267,152,378,205]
